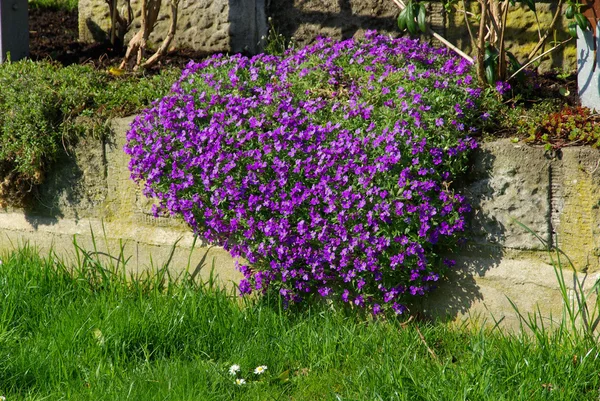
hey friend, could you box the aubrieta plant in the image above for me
[125,31,487,314]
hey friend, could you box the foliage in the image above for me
[0,60,179,207]
[2,246,600,400]
[125,32,494,313]
[527,106,600,150]
[402,0,587,86]
[27,0,78,11]
[397,0,428,35]
[263,17,295,56]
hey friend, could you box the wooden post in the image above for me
[578,0,600,110]
[0,0,29,62]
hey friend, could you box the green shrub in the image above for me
[0,59,179,207]
[28,0,78,12]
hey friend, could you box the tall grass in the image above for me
[1,240,600,400]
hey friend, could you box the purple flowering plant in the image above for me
[125,32,486,314]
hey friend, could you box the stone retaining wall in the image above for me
[1,117,599,327]
[0,117,242,285]
[423,141,600,327]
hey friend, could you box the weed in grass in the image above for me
[510,220,600,345]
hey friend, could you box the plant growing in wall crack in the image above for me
[125,32,494,314]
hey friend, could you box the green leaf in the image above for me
[559,87,570,97]
[575,13,589,31]
[568,21,579,38]
[272,370,290,383]
[417,3,427,33]
[566,4,575,19]
[406,0,417,35]
[397,8,407,31]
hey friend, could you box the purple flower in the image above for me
[125,32,482,314]
[495,81,512,96]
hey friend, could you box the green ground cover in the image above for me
[1,246,600,400]
[28,0,78,11]
[0,60,179,207]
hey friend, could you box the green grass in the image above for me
[1,245,600,400]
[28,0,78,11]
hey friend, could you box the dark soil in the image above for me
[28,7,208,70]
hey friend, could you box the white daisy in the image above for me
[254,365,267,375]
[235,378,246,385]
[229,364,241,375]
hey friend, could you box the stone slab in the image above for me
[420,253,599,331]
[465,140,552,250]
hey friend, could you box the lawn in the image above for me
[3,3,598,400]
[1,245,600,400]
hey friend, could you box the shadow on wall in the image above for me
[267,0,400,48]
[416,148,506,321]
[22,136,108,229]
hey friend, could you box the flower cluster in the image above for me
[125,31,486,314]
[228,364,268,386]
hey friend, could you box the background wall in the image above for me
[79,0,577,72]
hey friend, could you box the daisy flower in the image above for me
[254,365,267,375]
[229,364,240,375]
[235,378,246,385]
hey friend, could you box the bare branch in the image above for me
[525,0,564,63]
[509,38,572,80]
[142,0,180,68]
[477,0,488,84]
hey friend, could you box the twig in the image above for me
[477,0,488,84]
[462,0,477,51]
[142,0,180,68]
[415,324,439,362]
[525,0,563,62]
[390,0,474,63]
[497,0,510,79]
[508,38,572,80]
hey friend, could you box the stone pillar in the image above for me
[0,0,29,62]
[578,0,600,110]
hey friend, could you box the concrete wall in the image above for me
[1,118,599,327]
[422,140,600,327]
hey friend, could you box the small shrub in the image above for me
[126,32,491,313]
[0,60,178,207]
